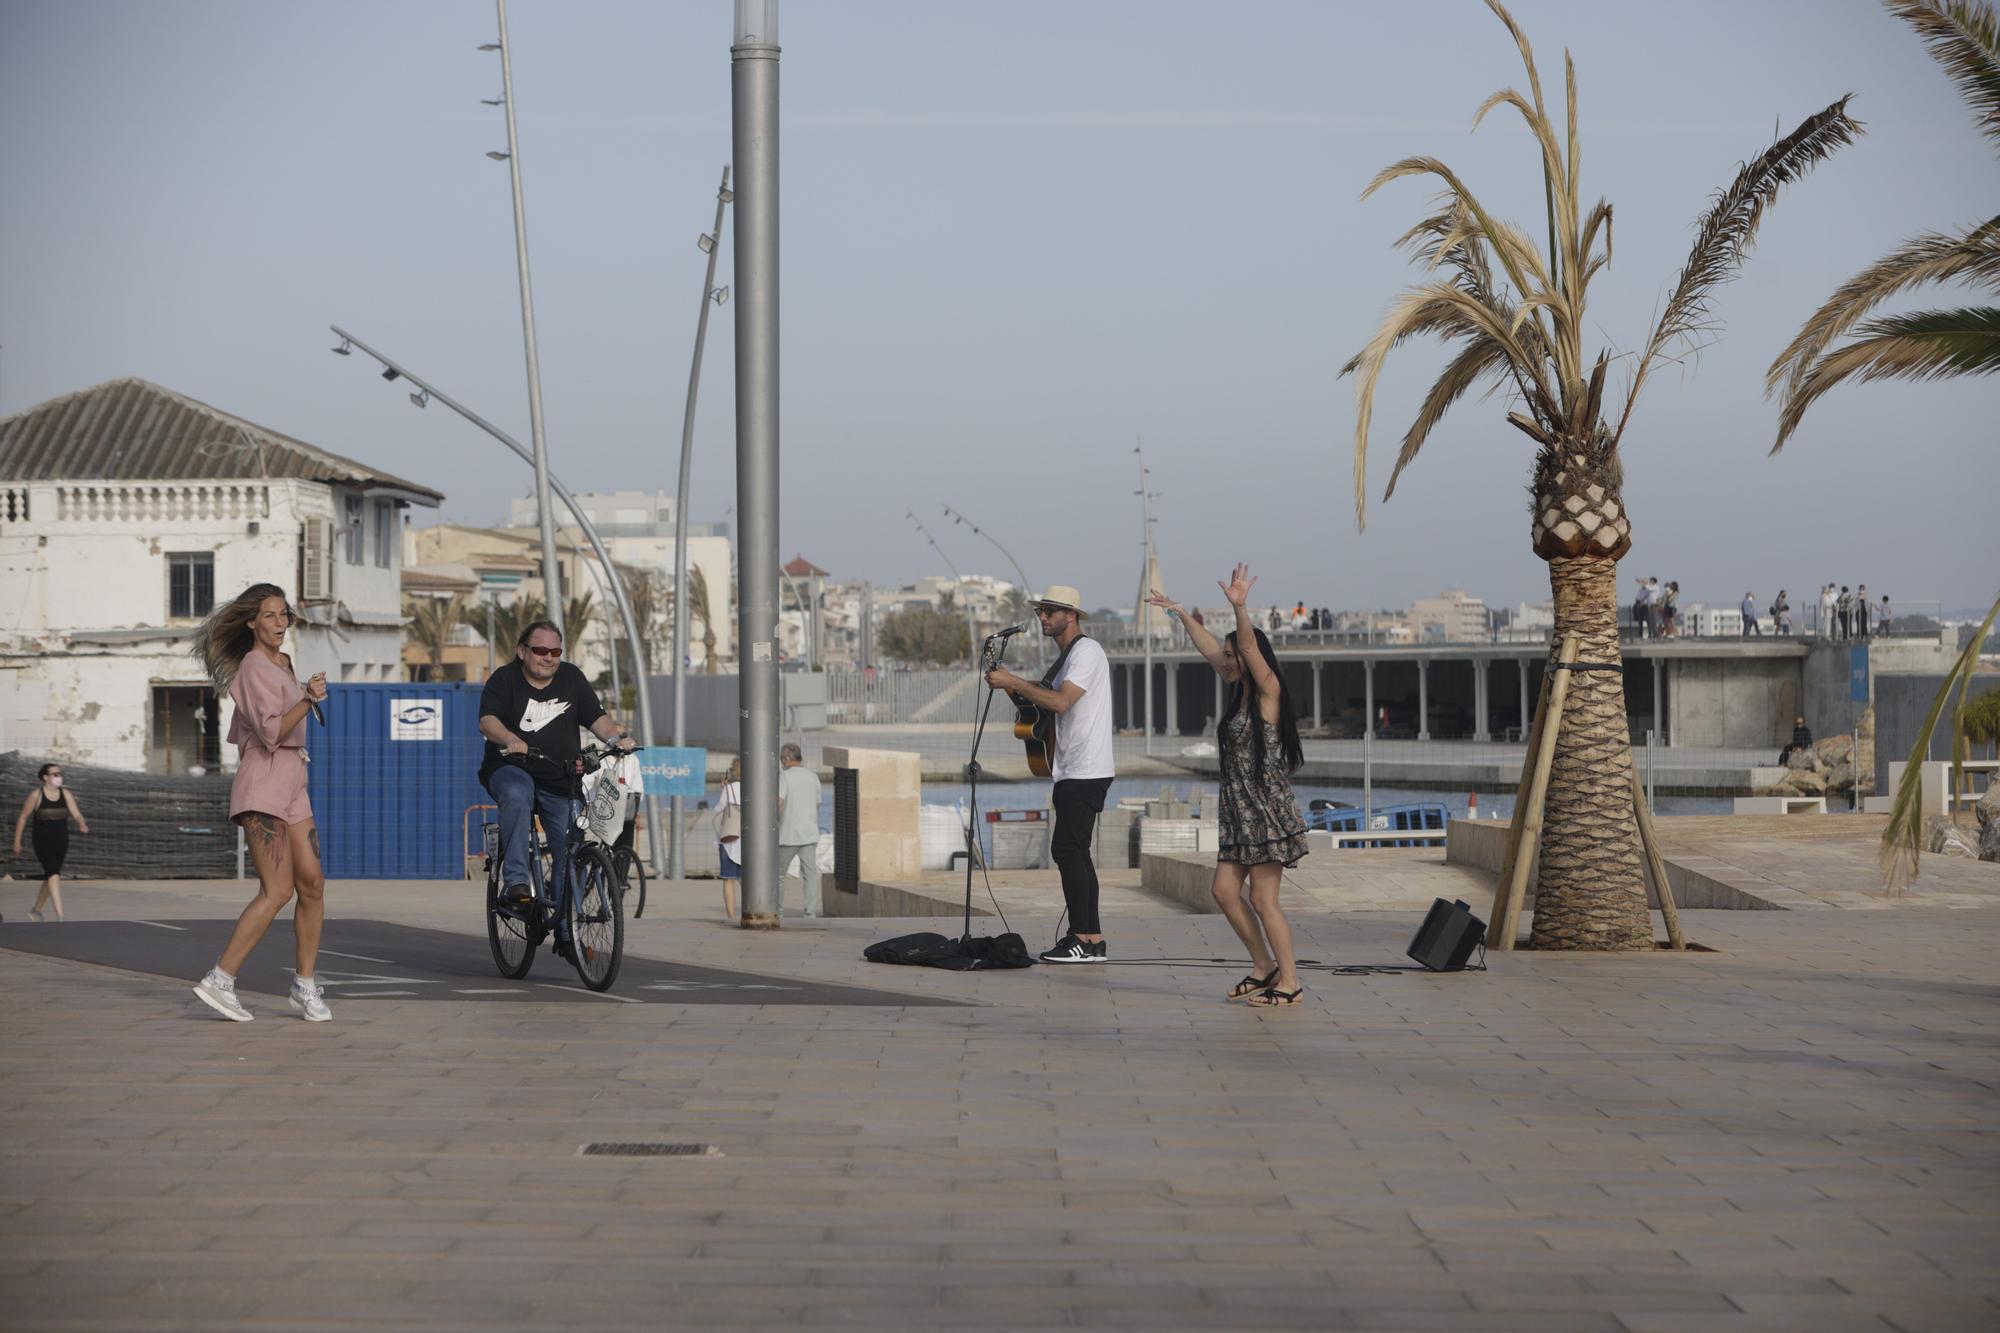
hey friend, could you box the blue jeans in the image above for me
[486,766,572,914]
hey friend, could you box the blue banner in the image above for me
[1849,644,1870,703]
[640,747,707,799]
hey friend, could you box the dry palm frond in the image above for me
[1881,589,2000,891]
[1363,157,1553,301]
[1382,335,1516,503]
[1346,283,1553,526]
[1888,0,2000,147]
[1767,215,2000,407]
[1611,97,1862,449]
[1773,306,2000,448]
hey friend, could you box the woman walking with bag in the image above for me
[12,762,90,921]
[186,583,331,1023]
[1148,563,1310,1007]
[715,757,742,919]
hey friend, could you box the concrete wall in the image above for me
[1669,655,1799,748]
[1800,635,1960,747]
[1873,671,2000,792]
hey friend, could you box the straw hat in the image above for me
[1028,585,1086,615]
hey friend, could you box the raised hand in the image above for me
[1144,592,1182,618]
[1219,563,1257,608]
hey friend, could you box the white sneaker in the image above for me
[289,976,332,1023]
[29,909,44,923]
[193,968,253,1022]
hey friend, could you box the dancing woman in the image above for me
[1148,563,1310,1006]
[187,584,331,1022]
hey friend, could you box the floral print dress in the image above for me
[1217,707,1308,867]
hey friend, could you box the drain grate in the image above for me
[578,1142,722,1158]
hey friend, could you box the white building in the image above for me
[1409,589,1492,643]
[0,378,442,773]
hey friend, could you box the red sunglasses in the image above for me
[526,645,563,659]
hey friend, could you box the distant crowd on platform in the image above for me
[1632,578,1888,640]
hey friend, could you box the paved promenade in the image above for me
[2,873,1997,1331]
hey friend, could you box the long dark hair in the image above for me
[191,582,289,688]
[1221,626,1304,775]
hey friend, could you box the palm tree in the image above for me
[1343,0,1860,949]
[487,595,546,659]
[404,594,467,679]
[1769,1,2000,444]
[684,564,720,673]
[559,592,598,668]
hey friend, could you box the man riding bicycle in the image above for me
[478,620,634,923]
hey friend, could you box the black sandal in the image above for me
[1249,985,1304,1007]
[1229,969,1279,1000]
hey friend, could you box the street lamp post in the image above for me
[483,0,562,610]
[670,166,733,881]
[329,325,666,873]
[1134,440,1162,755]
[732,0,782,928]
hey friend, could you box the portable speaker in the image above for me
[1407,897,1487,972]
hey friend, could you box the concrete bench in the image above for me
[1733,795,1827,815]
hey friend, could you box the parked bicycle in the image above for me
[482,744,634,992]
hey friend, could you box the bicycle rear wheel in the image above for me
[611,846,647,919]
[486,860,538,980]
[566,846,624,992]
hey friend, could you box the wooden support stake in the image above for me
[1492,668,1554,928]
[1630,766,1686,950]
[1493,633,1577,951]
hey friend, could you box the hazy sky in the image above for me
[3,1,1994,616]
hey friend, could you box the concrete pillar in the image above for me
[1164,661,1178,737]
[1364,658,1376,739]
[1417,658,1430,740]
[1518,657,1530,741]
[1651,656,1663,742]
[1311,660,1323,731]
[1473,657,1490,742]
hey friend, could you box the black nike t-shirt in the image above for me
[477,660,606,792]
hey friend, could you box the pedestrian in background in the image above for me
[12,762,89,922]
[1740,591,1763,637]
[1856,583,1871,638]
[776,742,823,918]
[1772,589,1792,635]
[1819,583,1837,636]
[716,757,742,919]
[1631,577,1651,638]
[1879,593,1891,635]
[1660,581,1680,638]
[1837,585,1854,639]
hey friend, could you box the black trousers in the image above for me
[1050,777,1113,936]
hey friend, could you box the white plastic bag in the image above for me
[583,752,641,845]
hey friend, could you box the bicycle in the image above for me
[607,840,647,919]
[482,744,634,992]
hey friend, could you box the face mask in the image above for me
[48,776,63,789]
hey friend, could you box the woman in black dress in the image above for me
[1149,563,1310,1006]
[12,762,90,922]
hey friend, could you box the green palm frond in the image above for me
[403,594,467,668]
[1887,0,2000,146]
[1768,216,2000,410]
[1382,335,1517,503]
[1881,589,2000,891]
[1612,96,1863,448]
[1774,306,2000,447]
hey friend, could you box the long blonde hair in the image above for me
[190,582,288,688]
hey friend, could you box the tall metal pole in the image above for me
[329,325,664,872]
[909,510,978,669]
[943,503,1040,663]
[1135,439,1159,755]
[732,0,781,928]
[671,166,732,882]
[492,0,562,610]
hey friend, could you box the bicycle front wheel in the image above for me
[566,846,625,992]
[613,846,648,919]
[486,864,538,980]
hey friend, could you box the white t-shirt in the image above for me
[1049,637,1114,782]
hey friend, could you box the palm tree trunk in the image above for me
[1530,554,1653,950]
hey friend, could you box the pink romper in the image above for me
[228,651,313,825]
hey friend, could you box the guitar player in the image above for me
[983,585,1116,963]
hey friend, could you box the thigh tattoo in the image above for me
[246,813,287,868]
[307,827,320,862]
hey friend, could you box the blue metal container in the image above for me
[304,683,489,879]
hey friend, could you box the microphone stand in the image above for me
[962,633,1012,943]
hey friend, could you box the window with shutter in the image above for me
[301,518,331,602]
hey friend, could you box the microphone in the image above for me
[990,624,1027,639]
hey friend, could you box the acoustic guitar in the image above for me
[989,634,1077,779]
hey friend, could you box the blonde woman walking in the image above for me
[1149,563,1310,1006]
[187,583,331,1022]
